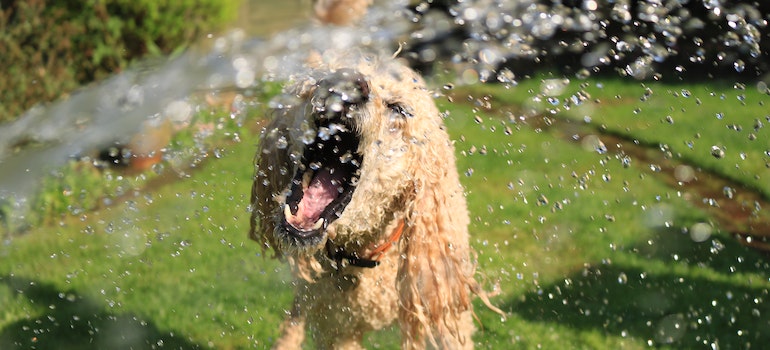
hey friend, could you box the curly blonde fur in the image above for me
[249,52,500,349]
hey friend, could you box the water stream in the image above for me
[0,1,411,203]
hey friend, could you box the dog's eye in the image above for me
[387,103,413,119]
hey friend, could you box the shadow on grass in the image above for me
[0,275,201,350]
[505,228,770,348]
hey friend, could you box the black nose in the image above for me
[312,69,369,118]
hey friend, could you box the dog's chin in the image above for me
[274,213,329,253]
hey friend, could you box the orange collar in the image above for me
[367,219,405,261]
[325,219,406,269]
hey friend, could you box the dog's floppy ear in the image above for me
[396,129,477,348]
[249,109,298,258]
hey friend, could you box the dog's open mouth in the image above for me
[282,123,361,238]
[279,69,368,246]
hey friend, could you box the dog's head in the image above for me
[250,55,443,258]
[263,68,369,252]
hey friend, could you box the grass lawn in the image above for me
[463,75,770,199]
[1,76,769,349]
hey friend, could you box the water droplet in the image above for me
[276,136,288,149]
[617,272,627,284]
[302,129,316,145]
[734,59,745,72]
[317,127,331,141]
[711,146,725,159]
[541,78,569,96]
[690,222,712,242]
[620,156,631,168]
[581,135,607,154]
[723,186,735,199]
[674,165,695,182]
[496,68,515,84]
[655,314,687,344]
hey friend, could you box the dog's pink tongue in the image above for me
[287,168,342,230]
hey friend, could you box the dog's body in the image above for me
[249,53,494,349]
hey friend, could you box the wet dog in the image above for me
[249,53,499,349]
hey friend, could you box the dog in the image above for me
[248,51,500,349]
[313,0,371,26]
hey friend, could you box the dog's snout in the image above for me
[313,69,369,117]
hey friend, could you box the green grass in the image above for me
[0,111,291,349]
[440,93,770,348]
[1,76,769,349]
[460,75,770,199]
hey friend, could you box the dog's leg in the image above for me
[272,297,306,350]
[300,280,369,350]
[307,300,366,350]
[311,327,365,350]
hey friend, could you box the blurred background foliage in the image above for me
[406,0,770,82]
[4,0,770,125]
[0,0,241,123]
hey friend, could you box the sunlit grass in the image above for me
[462,75,770,199]
[442,93,770,348]
[0,112,291,348]
[1,77,769,349]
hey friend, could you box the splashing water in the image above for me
[1,0,767,241]
[2,2,770,349]
[0,2,413,203]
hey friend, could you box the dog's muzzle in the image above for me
[311,69,370,121]
[278,69,369,249]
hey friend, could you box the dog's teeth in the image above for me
[284,205,294,219]
[312,218,324,230]
[302,170,313,189]
[339,151,353,163]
